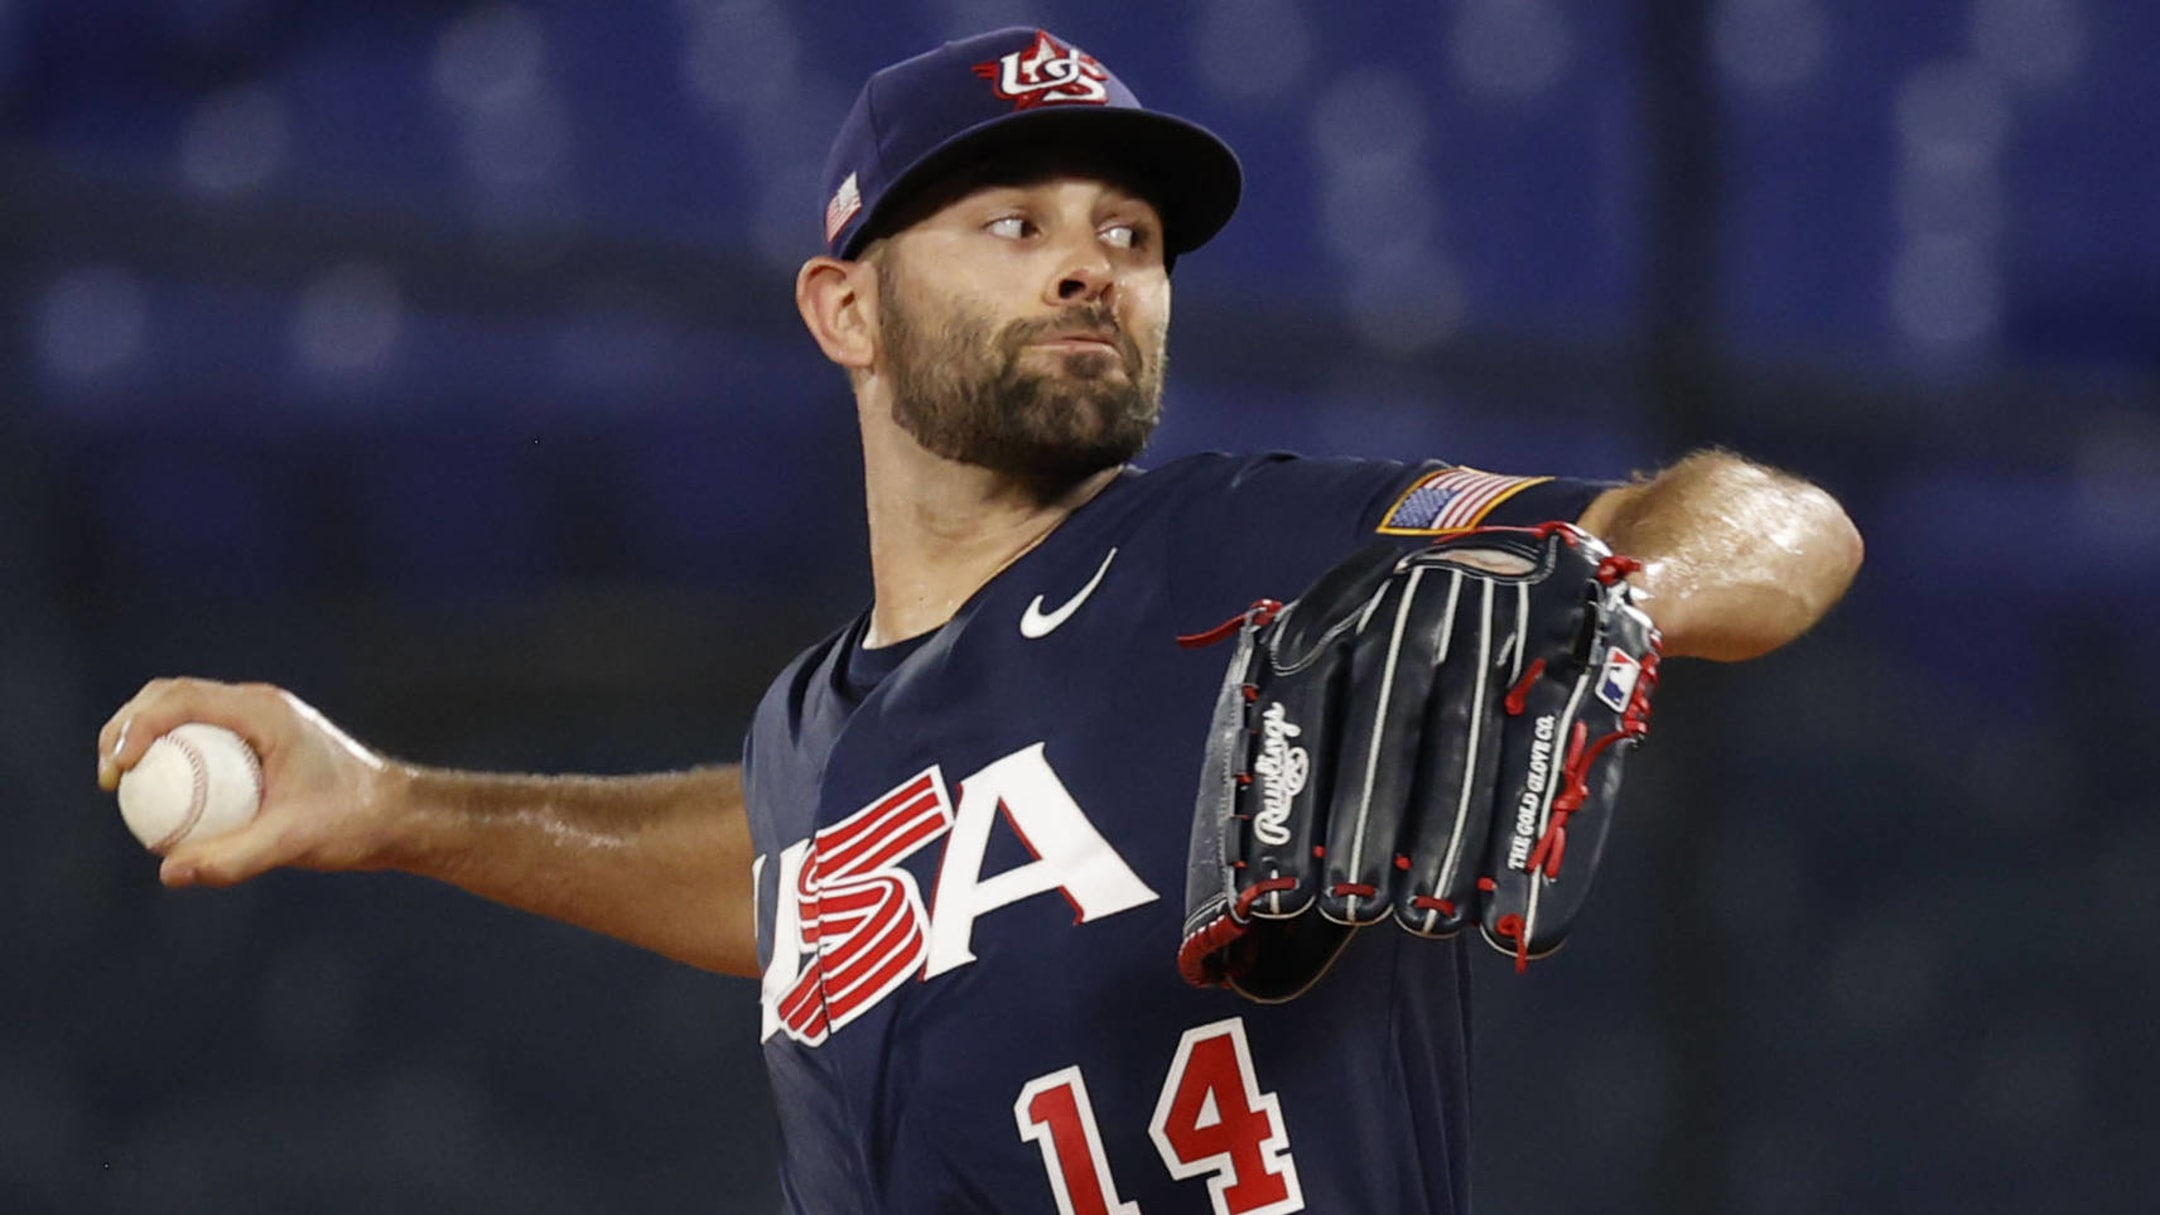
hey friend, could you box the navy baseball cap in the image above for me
[820,28,1242,265]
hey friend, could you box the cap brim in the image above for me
[841,106,1243,262]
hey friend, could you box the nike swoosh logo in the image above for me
[1020,548,1118,639]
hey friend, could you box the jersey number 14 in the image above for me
[1017,1017,1304,1215]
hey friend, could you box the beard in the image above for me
[877,257,1166,489]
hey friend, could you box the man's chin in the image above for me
[967,419,1153,487]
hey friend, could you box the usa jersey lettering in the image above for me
[761,745,1156,1045]
[765,767,956,1045]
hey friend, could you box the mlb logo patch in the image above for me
[1378,467,1552,534]
[1596,648,1642,712]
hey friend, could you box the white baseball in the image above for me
[117,723,264,853]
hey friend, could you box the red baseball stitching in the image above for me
[153,732,211,853]
[237,731,263,810]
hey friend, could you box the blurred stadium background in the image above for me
[3,0,2154,1211]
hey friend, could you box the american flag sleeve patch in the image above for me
[1376,467,1554,535]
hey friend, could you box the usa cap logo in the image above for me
[972,30,1110,109]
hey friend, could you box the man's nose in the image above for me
[1049,241,1114,305]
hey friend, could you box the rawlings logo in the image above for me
[1507,714,1558,870]
[973,30,1111,109]
[1252,702,1309,847]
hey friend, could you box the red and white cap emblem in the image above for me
[972,30,1111,109]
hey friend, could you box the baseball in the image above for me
[117,723,264,853]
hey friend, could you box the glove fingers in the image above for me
[1235,657,1334,921]
[1185,521,1661,998]
[1316,568,1445,925]
[1393,571,1521,937]
[1184,543,1404,997]
[1477,654,1582,962]
[1477,592,1658,959]
[1231,544,1400,924]
[1477,533,1657,964]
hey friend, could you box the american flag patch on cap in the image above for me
[1377,467,1552,534]
[824,172,863,245]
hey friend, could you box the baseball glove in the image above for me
[1177,522,1661,1002]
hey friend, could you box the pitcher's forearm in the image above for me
[385,764,759,977]
[1579,450,1863,661]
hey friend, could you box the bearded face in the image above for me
[875,250,1167,487]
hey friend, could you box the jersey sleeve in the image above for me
[1160,453,1614,630]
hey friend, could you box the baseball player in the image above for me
[97,28,1862,1215]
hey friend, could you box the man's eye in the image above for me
[987,217,1030,239]
[1101,224,1138,250]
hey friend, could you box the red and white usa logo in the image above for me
[759,744,1157,1048]
[973,30,1111,109]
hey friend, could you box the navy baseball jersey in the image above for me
[744,452,1606,1215]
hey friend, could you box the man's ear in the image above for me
[796,255,877,372]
